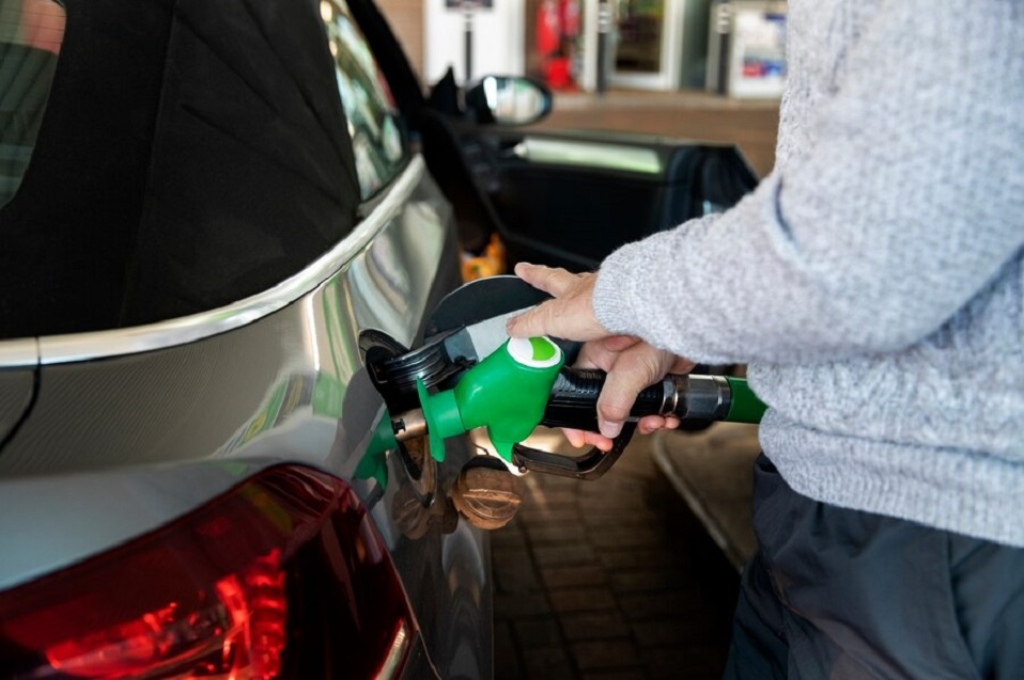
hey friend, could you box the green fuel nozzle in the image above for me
[359,333,768,486]
[418,336,565,465]
[411,336,768,469]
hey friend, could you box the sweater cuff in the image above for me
[592,242,643,335]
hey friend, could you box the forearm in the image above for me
[593,0,1024,365]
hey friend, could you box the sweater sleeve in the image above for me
[592,0,1024,365]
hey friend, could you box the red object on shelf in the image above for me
[546,56,574,89]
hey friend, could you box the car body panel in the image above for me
[0,361,35,445]
[0,458,270,591]
[0,157,449,477]
[0,157,491,678]
[0,0,759,676]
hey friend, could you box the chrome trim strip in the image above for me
[0,156,426,368]
[0,338,39,369]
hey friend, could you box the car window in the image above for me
[0,0,65,209]
[320,0,407,200]
[0,0,363,339]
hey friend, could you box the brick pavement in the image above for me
[490,429,742,679]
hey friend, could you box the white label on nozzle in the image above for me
[506,336,562,368]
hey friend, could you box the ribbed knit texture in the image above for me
[592,0,1024,545]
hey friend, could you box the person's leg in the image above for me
[949,533,1024,677]
[723,455,791,679]
[727,453,1024,679]
[722,552,789,680]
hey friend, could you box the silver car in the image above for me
[0,0,759,677]
[0,0,490,676]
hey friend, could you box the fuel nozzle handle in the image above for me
[541,367,766,432]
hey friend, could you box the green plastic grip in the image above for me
[724,376,768,424]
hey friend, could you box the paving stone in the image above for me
[579,509,663,529]
[578,488,653,512]
[493,621,523,680]
[521,480,579,507]
[524,646,578,679]
[532,543,598,567]
[517,506,582,525]
[571,639,642,671]
[597,548,683,570]
[514,617,564,649]
[523,493,580,511]
[541,564,608,589]
[491,523,530,551]
[560,611,631,642]
[494,592,553,619]
[493,551,542,593]
[619,592,703,620]
[581,669,648,680]
[609,567,690,594]
[525,523,589,544]
[590,527,667,550]
[548,587,617,613]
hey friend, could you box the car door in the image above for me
[462,124,759,272]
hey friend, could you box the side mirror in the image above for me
[465,75,553,126]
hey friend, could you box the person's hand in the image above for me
[505,263,610,342]
[507,262,695,450]
[563,336,696,451]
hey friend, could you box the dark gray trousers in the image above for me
[725,455,1024,679]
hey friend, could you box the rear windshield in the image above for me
[0,0,361,340]
[0,0,65,209]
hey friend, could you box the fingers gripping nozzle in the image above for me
[543,370,766,431]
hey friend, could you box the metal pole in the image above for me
[712,0,732,95]
[463,5,474,82]
[596,0,611,95]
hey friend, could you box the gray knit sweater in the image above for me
[592,0,1024,546]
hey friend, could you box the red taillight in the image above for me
[0,466,418,679]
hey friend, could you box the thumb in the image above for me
[595,346,670,439]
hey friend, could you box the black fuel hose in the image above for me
[541,367,765,433]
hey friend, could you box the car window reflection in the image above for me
[0,0,66,209]
[321,0,407,199]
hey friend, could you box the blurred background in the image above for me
[377,0,784,176]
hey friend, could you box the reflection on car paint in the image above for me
[0,161,448,487]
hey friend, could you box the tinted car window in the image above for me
[321,0,407,199]
[0,0,361,338]
[0,0,65,210]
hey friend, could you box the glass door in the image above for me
[578,0,709,91]
[613,0,665,75]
